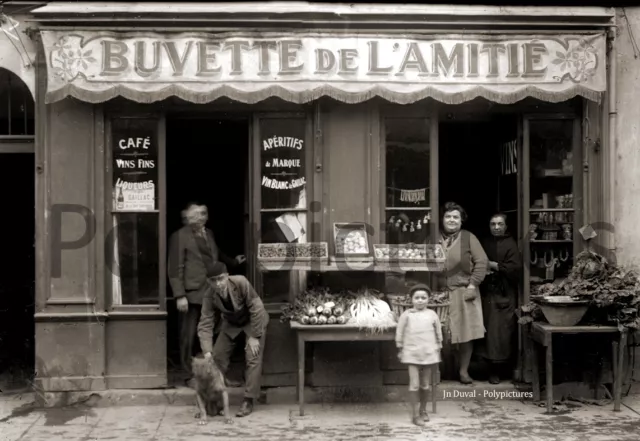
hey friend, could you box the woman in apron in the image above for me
[437,202,488,384]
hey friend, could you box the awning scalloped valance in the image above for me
[41,31,607,105]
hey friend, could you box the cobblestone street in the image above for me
[2,393,640,441]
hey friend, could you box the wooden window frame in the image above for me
[522,113,582,304]
[379,110,440,246]
[252,111,314,307]
[105,113,166,313]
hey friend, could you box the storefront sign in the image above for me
[41,31,607,105]
[260,118,306,210]
[111,118,158,212]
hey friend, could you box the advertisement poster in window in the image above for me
[260,118,307,211]
[111,118,158,212]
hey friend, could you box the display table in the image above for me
[290,321,438,416]
[527,322,628,413]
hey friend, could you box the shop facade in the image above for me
[30,3,618,395]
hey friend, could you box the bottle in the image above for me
[116,187,124,210]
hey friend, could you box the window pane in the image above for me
[112,118,158,212]
[260,118,307,210]
[260,272,290,304]
[110,213,159,305]
[258,211,308,303]
[384,118,430,245]
[385,118,430,208]
[529,120,574,208]
[0,69,35,136]
[384,211,431,245]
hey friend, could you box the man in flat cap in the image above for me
[198,261,269,417]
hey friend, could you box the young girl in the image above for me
[395,284,443,426]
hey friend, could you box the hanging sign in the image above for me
[400,188,427,204]
[111,118,158,212]
[40,31,607,105]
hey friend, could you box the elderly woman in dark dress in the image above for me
[478,213,522,384]
[437,202,488,384]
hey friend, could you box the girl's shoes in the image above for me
[413,415,426,426]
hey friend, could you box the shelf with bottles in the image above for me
[528,191,575,242]
[384,209,431,245]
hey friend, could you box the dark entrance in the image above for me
[439,118,521,381]
[165,117,250,384]
[0,154,35,393]
[439,121,502,237]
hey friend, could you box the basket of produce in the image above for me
[374,243,446,270]
[333,223,371,258]
[258,243,328,270]
[258,242,328,261]
[386,291,450,323]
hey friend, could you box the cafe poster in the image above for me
[260,117,307,210]
[111,118,158,212]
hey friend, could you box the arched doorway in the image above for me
[0,67,35,393]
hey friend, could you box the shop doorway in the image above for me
[439,118,521,381]
[439,121,502,237]
[0,153,35,393]
[165,117,250,383]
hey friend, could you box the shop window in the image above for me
[258,115,308,303]
[111,213,160,305]
[109,117,160,306]
[0,68,34,136]
[527,118,576,285]
[383,117,431,244]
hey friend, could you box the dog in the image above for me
[191,356,232,425]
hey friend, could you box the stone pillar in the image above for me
[34,49,107,395]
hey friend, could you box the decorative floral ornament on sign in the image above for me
[50,35,97,82]
[551,37,599,84]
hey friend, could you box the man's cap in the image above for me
[210,262,228,278]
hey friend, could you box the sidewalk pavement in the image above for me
[2,391,640,441]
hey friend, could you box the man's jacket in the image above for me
[167,225,236,304]
[197,275,269,354]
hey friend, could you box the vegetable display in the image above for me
[336,231,368,254]
[280,287,352,326]
[258,242,328,259]
[349,288,396,333]
[281,287,397,332]
[518,251,640,329]
[374,244,445,261]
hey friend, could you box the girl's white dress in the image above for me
[395,308,443,365]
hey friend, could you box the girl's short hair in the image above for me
[408,283,432,299]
